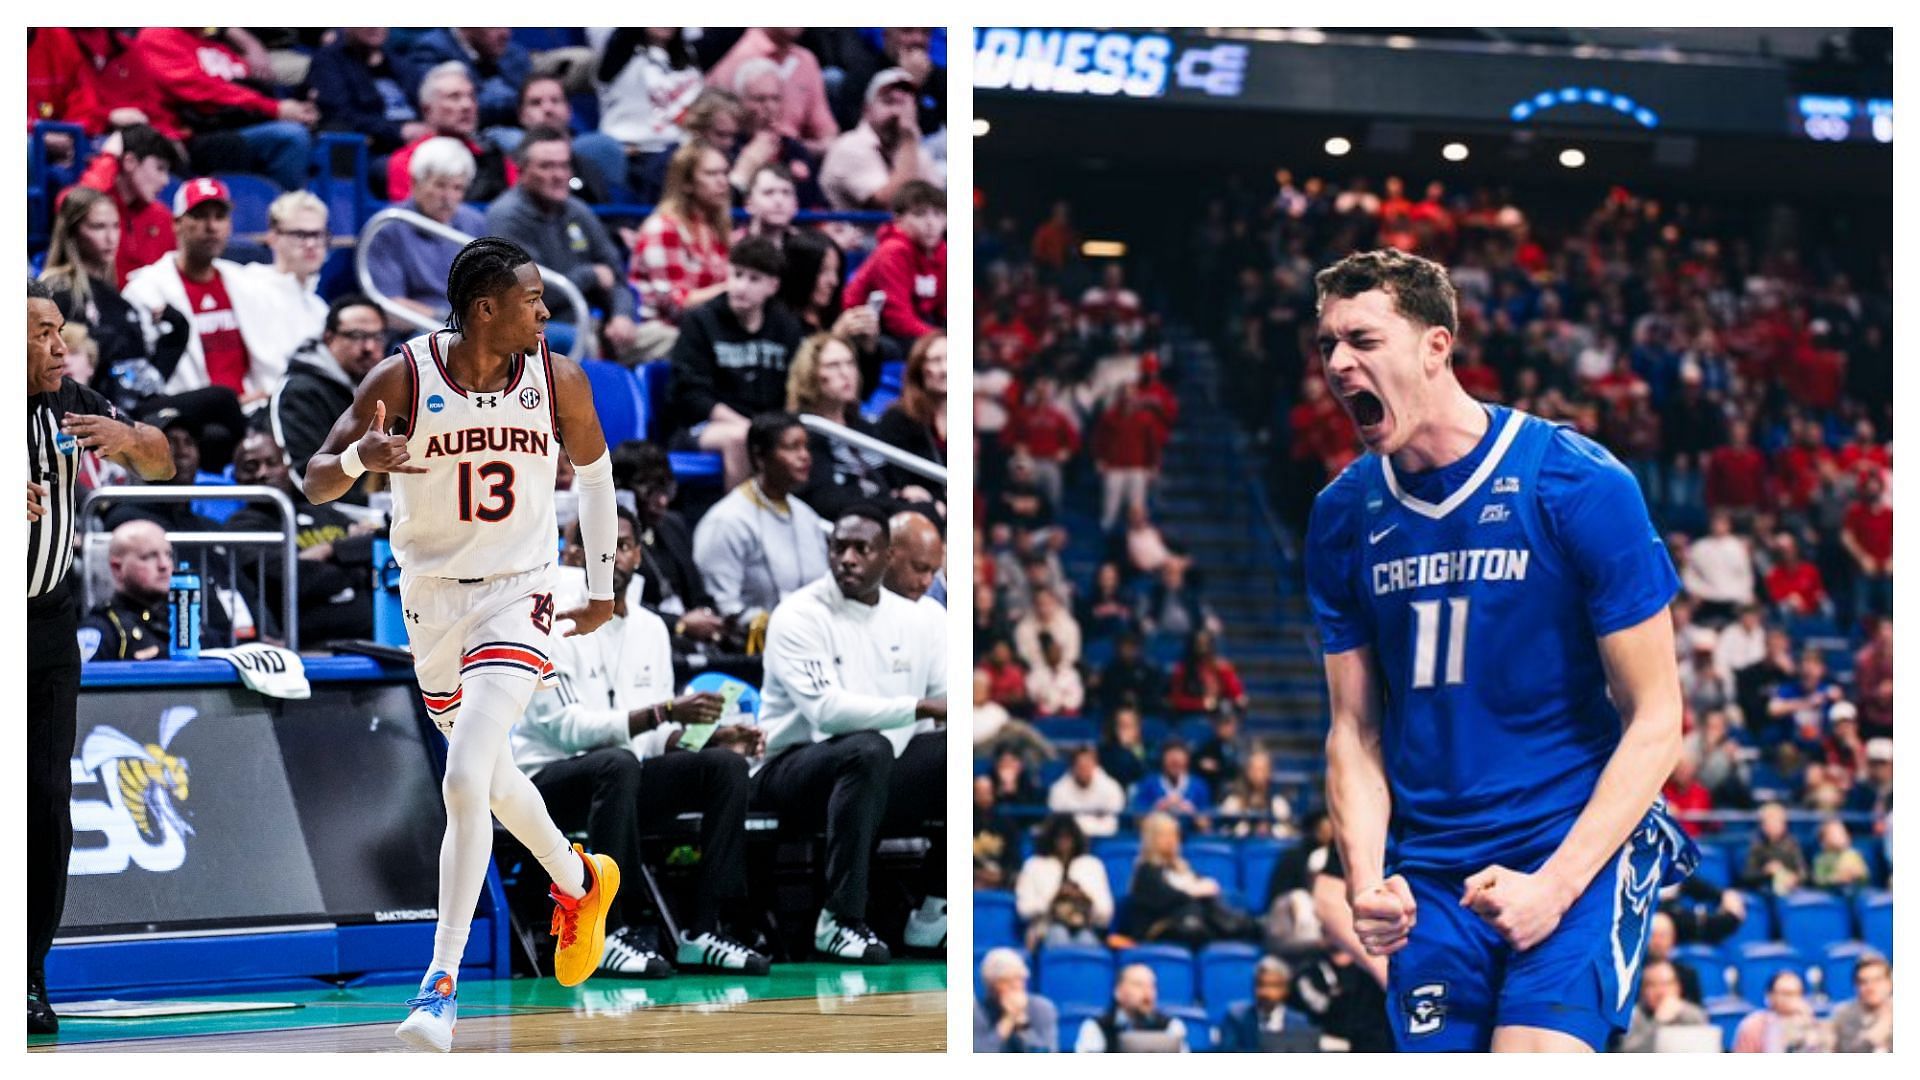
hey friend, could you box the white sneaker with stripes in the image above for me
[676,930,771,974]
[814,910,890,964]
[598,926,672,978]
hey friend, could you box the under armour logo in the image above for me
[406,609,421,624]
[475,395,499,408]
[600,554,614,563]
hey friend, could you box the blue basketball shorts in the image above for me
[1385,802,1698,1051]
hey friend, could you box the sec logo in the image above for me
[520,387,542,410]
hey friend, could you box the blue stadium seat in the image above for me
[1197,941,1260,1021]
[1238,837,1293,909]
[1776,889,1851,956]
[1720,890,1774,948]
[1036,944,1114,1011]
[1185,840,1239,899]
[1118,943,1195,1005]
[1733,942,1806,1000]
[667,452,724,486]
[1819,940,1880,1003]
[1037,757,1069,790]
[975,890,1019,951]
[580,359,647,446]
[1164,1004,1213,1051]
[1082,637,1116,671]
[211,173,283,234]
[638,360,673,442]
[1175,716,1213,748]
[684,672,759,718]
[1033,717,1098,745]
[1692,844,1732,890]
[1672,943,1729,999]
[1056,1003,1102,1050]
[1704,995,1754,1051]
[1855,889,1892,958]
[879,361,905,392]
[862,386,899,420]
[1094,836,1140,899]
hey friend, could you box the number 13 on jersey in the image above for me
[457,461,516,522]
[1408,597,1470,689]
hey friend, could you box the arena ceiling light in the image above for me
[1509,85,1660,129]
[1081,239,1128,258]
[1324,136,1353,157]
[1442,141,1470,162]
[1559,148,1588,168]
[972,118,991,138]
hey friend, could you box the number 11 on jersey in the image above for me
[1409,597,1469,688]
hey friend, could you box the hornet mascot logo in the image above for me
[70,706,197,875]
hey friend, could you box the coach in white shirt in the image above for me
[513,509,771,976]
[755,505,947,964]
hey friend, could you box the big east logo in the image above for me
[70,706,197,876]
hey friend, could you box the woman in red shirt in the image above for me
[1166,629,1248,716]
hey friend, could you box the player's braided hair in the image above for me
[445,236,534,332]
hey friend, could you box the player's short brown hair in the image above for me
[1314,248,1458,337]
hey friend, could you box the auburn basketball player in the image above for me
[304,237,621,1052]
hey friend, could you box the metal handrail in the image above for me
[78,485,302,652]
[353,207,592,360]
[798,414,947,485]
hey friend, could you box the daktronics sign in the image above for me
[973,28,1247,100]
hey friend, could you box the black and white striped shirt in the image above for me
[27,377,119,599]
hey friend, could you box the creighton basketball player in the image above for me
[1304,249,1698,1053]
[304,237,621,1052]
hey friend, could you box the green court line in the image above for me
[33,961,947,1047]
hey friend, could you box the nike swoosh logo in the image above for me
[1369,525,1398,545]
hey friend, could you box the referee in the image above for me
[26,280,172,1034]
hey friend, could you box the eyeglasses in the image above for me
[331,330,385,344]
[275,228,328,245]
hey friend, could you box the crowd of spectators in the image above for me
[29,27,948,657]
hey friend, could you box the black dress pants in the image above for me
[27,581,81,977]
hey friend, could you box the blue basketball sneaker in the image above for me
[395,970,457,1052]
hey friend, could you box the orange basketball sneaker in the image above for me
[550,844,619,987]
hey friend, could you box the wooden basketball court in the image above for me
[30,962,946,1053]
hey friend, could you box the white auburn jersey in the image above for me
[388,330,562,580]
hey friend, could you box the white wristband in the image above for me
[339,441,367,478]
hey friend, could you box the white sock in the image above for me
[534,835,587,900]
[429,922,468,983]
[918,896,946,918]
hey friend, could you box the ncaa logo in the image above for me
[1404,982,1448,1037]
[427,394,446,414]
[520,387,542,410]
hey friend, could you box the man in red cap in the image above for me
[122,177,287,400]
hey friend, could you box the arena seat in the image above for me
[1184,840,1239,900]
[1733,941,1806,999]
[1197,941,1260,1021]
[638,360,674,442]
[879,361,905,393]
[212,173,284,235]
[1692,844,1732,890]
[1704,995,1754,1050]
[1036,944,1115,1010]
[975,890,1020,951]
[1237,838,1292,909]
[1056,1003,1102,1049]
[1117,943,1195,1005]
[1721,890,1775,948]
[1855,889,1892,958]
[1163,1003,1213,1051]
[1094,836,1140,898]
[580,359,648,446]
[683,671,760,718]
[1034,716,1097,745]
[1819,940,1879,1003]
[1776,890,1852,955]
[1672,943,1729,999]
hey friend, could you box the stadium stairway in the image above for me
[1154,331,1328,753]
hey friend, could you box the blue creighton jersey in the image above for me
[1306,406,1679,876]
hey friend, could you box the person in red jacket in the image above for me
[1705,417,1770,514]
[68,124,182,287]
[1001,377,1080,509]
[1166,629,1248,715]
[1092,383,1163,532]
[134,27,317,191]
[1661,751,1715,838]
[1763,531,1831,620]
[843,179,946,340]
[1772,416,1832,515]
[1841,471,1893,626]
[30,29,173,162]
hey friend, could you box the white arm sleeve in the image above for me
[573,450,617,600]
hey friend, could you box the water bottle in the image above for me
[169,561,203,660]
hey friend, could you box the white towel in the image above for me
[200,644,312,700]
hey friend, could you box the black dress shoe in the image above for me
[28,971,57,1035]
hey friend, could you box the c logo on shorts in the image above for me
[1405,982,1448,1037]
